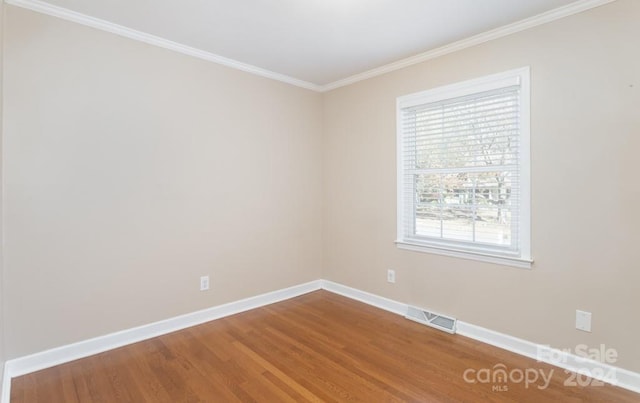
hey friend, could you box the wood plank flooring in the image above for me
[11,290,640,402]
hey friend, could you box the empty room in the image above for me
[0,0,638,401]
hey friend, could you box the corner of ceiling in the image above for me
[5,0,617,93]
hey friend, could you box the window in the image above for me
[396,67,531,268]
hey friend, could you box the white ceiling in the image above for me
[22,0,593,87]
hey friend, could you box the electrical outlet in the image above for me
[387,269,396,283]
[576,310,592,332]
[200,275,210,291]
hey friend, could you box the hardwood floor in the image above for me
[11,290,639,402]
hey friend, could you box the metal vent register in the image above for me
[406,306,457,334]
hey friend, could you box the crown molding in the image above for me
[5,0,617,93]
[319,0,617,92]
[4,0,323,92]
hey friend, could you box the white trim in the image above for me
[518,67,532,261]
[321,0,616,91]
[322,281,640,395]
[457,322,640,394]
[2,280,639,400]
[2,280,321,382]
[396,69,523,108]
[396,67,532,268]
[1,364,9,403]
[320,280,407,316]
[395,241,533,269]
[456,321,542,360]
[5,0,616,93]
[3,0,322,92]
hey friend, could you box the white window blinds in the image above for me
[397,68,531,266]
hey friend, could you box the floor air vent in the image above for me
[406,306,457,334]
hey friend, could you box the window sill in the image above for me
[395,240,533,269]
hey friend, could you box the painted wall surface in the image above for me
[3,6,323,358]
[323,0,640,372]
[0,0,5,394]
[2,0,639,378]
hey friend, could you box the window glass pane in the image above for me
[475,172,513,209]
[441,173,473,207]
[413,172,515,246]
[475,207,511,245]
[415,174,440,204]
[415,174,441,237]
[415,205,441,238]
[442,208,474,242]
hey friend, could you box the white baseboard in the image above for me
[2,279,639,401]
[457,322,640,393]
[320,280,407,316]
[455,321,541,360]
[324,281,640,395]
[2,279,322,402]
[1,363,9,403]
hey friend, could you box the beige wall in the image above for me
[323,0,640,373]
[3,6,323,358]
[2,0,639,377]
[0,0,5,392]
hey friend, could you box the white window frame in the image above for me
[396,67,532,269]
